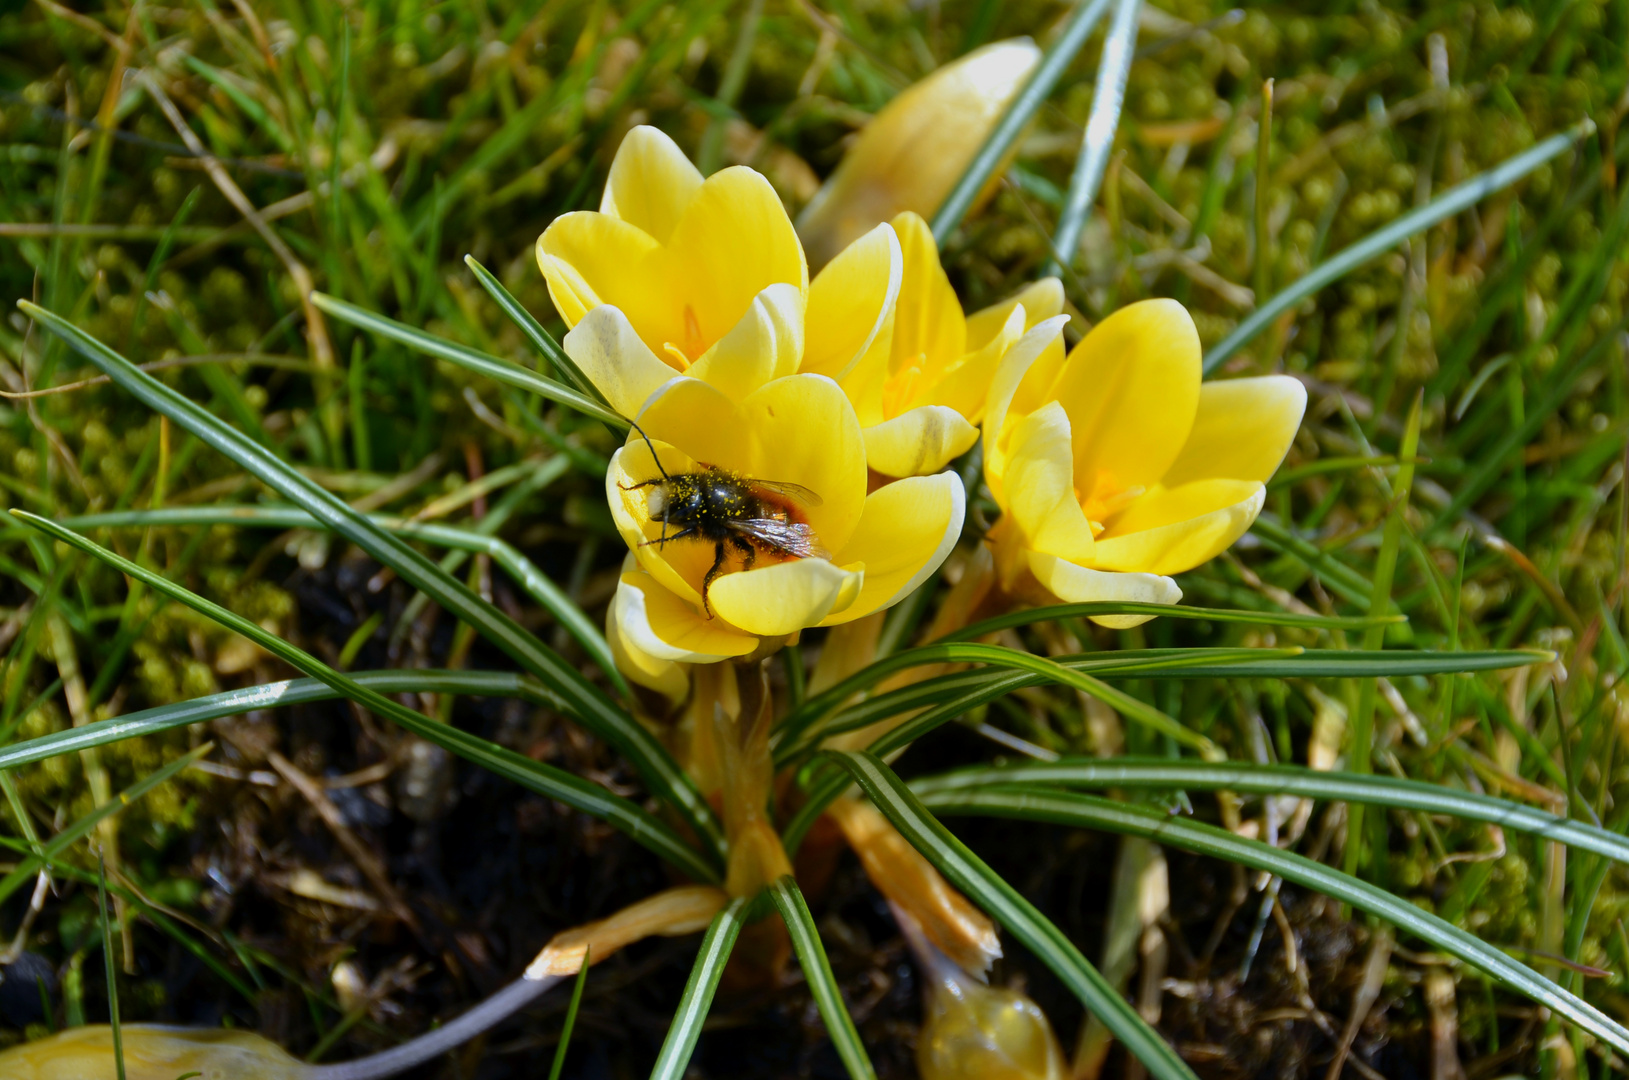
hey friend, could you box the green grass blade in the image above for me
[1202,119,1596,374]
[649,898,749,1080]
[936,601,1404,642]
[768,877,878,1080]
[820,752,1196,1080]
[930,0,1114,245]
[0,837,257,1002]
[1044,0,1140,276]
[58,505,624,697]
[96,849,126,1080]
[0,670,541,774]
[910,759,1629,865]
[548,948,591,1080]
[10,511,721,884]
[919,785,1629,1056]
[309,291,629,429]
[15,301,722,862]
[462,256,606,404]
[0,744,211,906]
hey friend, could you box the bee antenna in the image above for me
[626,419,672,482]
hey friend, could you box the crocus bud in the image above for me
[797,40,1041,268]
[895,904,1066,1080]
[0,1024,305,1079]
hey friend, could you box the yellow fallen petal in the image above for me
[600,125,705,243]
[536,211,663,332]
[612,563,759,662]
[981,316,1071,496]
[1026,550,1182,628]
[0,1026,305,1080]
[796,40,1043,267]
[1048,298,1201,501]
[667,165,808,351]
[527,885,730,977]
[708,557,863,636]
[1161,375,1307,487]
[1093,480,1266,576]
[563,305,682,418]
[687,283,805,400]
[803,222,902,382]
[890,211,967,375]
[925,303,1025,422]
[824,471,964,624]
[740,374,869,552]
[965,276,1063,351]
[863,405,979,478]
[1001,402,1096,564]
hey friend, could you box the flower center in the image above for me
[1076,470,1144,537]
[661,304,708,371]
[882,353,928,418]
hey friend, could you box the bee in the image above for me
[621,425,827,617]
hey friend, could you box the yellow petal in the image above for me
[1048,298,1201,500]
[925,303,1025,422]
[1026,550,1182,629]
[1092,480,1266,575]
[607,439,717,605]
[1000,402,1096,564]
[687,283,805,401]
[980,315,1071,497]
[613,563,758,662]
[795,39,1042,267]
[965,276,1063,350]
[863,405,979,478]
[563,305,682,419]
[889,211,966,379]
[824,471,964,624]
[1161,375,1307,487]
[667,165,808,351]
[600,126,704,244]
[606,565,693,704]
[708,557,863,636]
[536,212,664,331]
[740,374,868,553]
[617,376,868,600]
[803,222,902,382]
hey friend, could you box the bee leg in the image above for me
[617,478,665,492]
[701,541,728,618]
[639,526,698,548]
[730,533,757,573]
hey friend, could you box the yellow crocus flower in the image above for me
[811,212,1068,477]
[797,39,1042,268]
[606,371,964,668]
[534,128,966,675]
[539,126,902,419]
[983,299,1306,627]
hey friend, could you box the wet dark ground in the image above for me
[0,549,1532,1079]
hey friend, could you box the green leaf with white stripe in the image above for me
[11,510,720,885]
[16,300,722,862]
[649,898,749,1080]
[769,876,877,1080]
[817,752,1197,1080]
[919,784,1629,1057]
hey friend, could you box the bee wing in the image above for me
[748,478,824,507]
[726,518,828,559]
